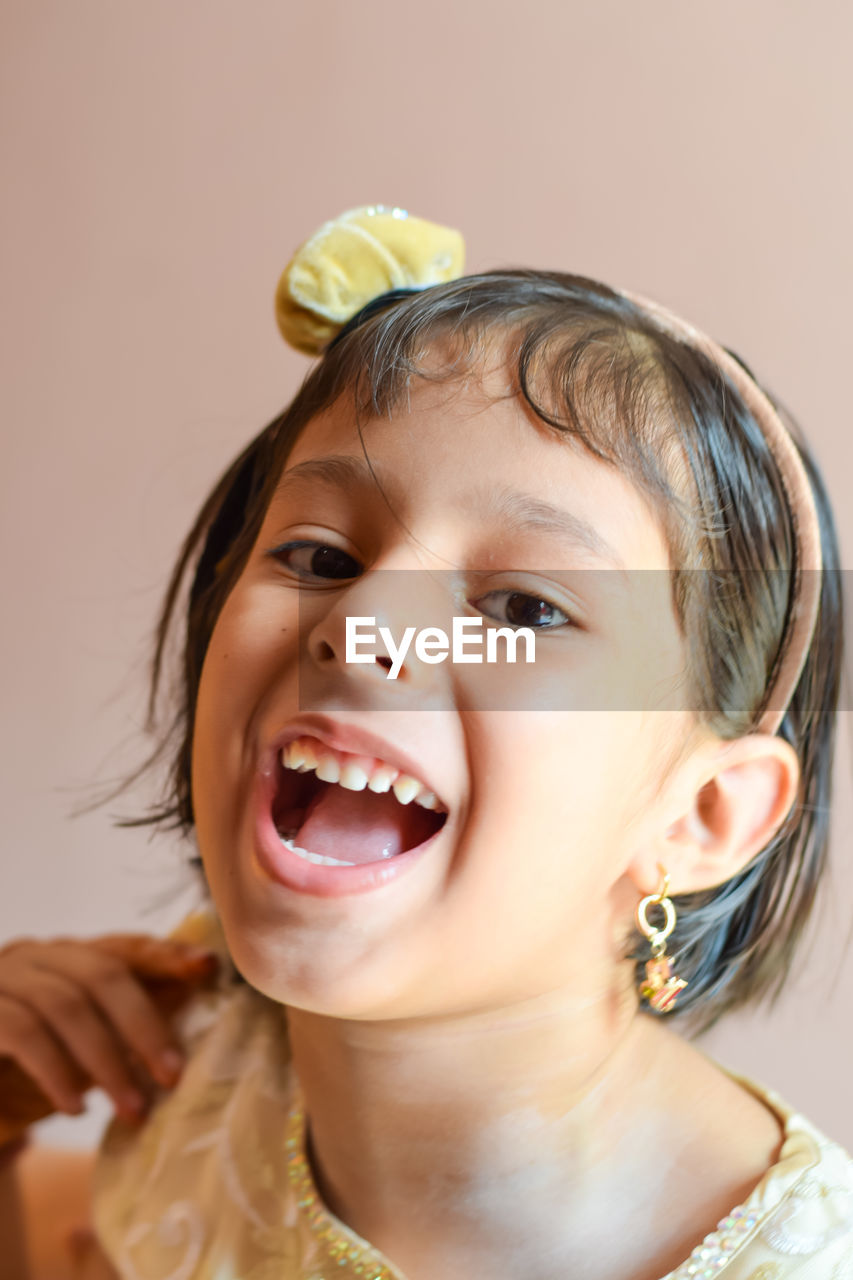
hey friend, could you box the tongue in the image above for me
[292,783,431,865]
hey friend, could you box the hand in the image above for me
[0,932,219,1144]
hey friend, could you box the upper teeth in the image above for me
[281,737,444,812]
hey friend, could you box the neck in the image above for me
[285,959,684,1276]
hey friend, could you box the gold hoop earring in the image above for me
[636,863,688,1013]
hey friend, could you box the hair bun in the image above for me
[275,205,466,355]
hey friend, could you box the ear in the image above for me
[631,734,801,895]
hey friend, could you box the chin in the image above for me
[210,901,426,1021]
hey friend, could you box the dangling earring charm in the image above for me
[636,863,688,1013]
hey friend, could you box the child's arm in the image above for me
[2,1142,109,1280]
[0,1137,31,1280]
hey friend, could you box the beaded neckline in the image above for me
[286,1084,402,1279]
[663,1204,763,1278]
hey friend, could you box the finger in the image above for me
[0,970,147,1121]
[0,994,86,1115]
[33,942,190,1088]
[90,934,219,982]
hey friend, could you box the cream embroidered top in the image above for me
[91,913,853,1279]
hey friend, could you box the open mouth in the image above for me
[271,736,448,868]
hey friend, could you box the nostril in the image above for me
[376,655,393,672]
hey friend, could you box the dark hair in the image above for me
[101,270,843,1038]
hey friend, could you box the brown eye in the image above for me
[270,541,362,581]
[471,590,574,630]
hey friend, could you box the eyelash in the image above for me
[266,540,579,632]
[269,540,362,581]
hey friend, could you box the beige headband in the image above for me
[275,207,822,736]
[619,290,822,736]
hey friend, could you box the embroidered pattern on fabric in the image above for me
[759,1176,853,1255]
[96,988,301,1279]
[119,1204,205,1280]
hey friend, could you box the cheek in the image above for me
[191,584,296,820]
[199,584,294,713]
[468,713,651,887]
[428,718,651,994]
[194,597,250,753]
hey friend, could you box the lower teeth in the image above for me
[277,832,357,867]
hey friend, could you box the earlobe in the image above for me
[652,736,801,893]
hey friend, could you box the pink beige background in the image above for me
[2,2,852,1149]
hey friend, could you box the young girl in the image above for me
[3,205,852,1279]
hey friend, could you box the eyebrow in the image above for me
[480,486,626,569]
[274,456,626,569]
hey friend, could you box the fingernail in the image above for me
[119,1089,147,1116]
[158,1048,184,1080]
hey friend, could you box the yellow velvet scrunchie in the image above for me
[275,205,466,355]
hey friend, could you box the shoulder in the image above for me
[755,1108,853,1263]
[665,1062,853,1277]
[89,915,296,1275]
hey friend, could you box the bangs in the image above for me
[271,270,726,578]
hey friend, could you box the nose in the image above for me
[300,566,457,709]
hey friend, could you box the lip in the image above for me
[252,713,449,899]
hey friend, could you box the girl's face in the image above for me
[192,368,691,1019]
